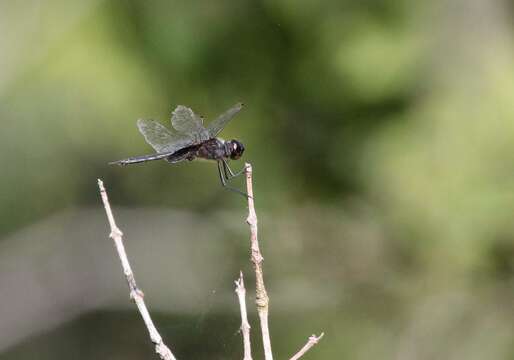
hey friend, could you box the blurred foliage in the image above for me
[1,0,514,359]
[0,0,426,227]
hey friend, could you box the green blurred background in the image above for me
[1,0,514,359]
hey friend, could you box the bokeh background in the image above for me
[1,0,514,359]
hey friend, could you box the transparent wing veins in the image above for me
[137,118,193,153]
[170,105,204,132]
[206,103,244,138]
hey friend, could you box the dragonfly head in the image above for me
[227,140,245,160]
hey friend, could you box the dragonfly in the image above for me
[110,103,248,196]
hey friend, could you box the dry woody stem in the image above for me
[242,163,323,360]
[245,163,274,360]
[98,179,177,360]
[99,164,322,360]
[235,272,253,360]
[288,333,325,360]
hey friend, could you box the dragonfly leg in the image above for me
[221,159,231,180]
[222,159,246,180]
[217,161,250,198]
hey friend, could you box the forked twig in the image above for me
[235,272,253,360]
[97,179,177,360]
[243,163,323,360]
[100,166,322,360]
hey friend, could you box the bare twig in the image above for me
[97,179,177,360]
[244,163,273,360]
[235,272,253,360]
[288,333,324,360]
[243,164,324,360]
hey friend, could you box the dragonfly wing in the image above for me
[206,103,243,138]
[171,105,209,141]
[137,119,194,153]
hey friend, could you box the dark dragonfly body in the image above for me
[110,103,247,196]
[170,138,244,162]
[115,138,244,164]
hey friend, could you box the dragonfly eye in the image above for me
[229,140,245,160]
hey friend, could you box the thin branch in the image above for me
[244,163,273,360]
[288,333,324,360]
[235,272,253,360]
[97,179,177,360]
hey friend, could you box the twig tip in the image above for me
[312,332,324,342]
